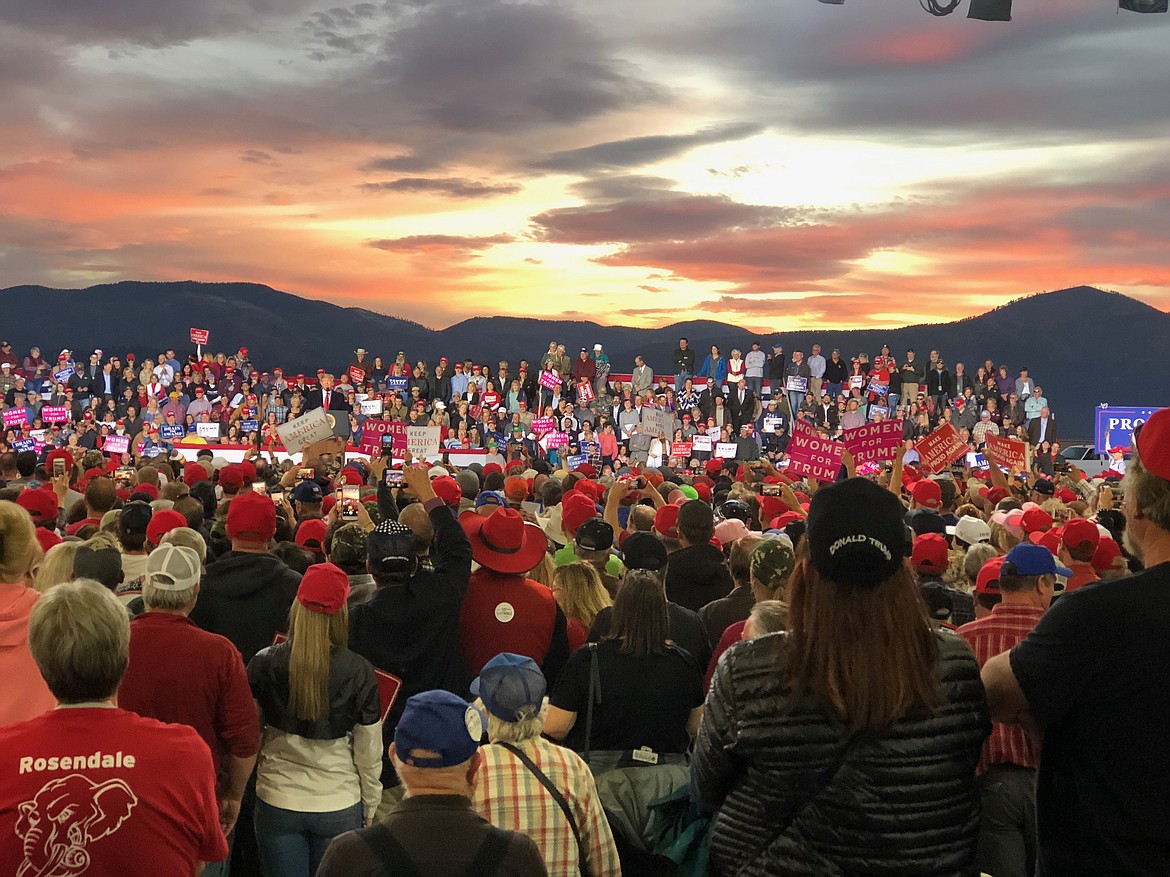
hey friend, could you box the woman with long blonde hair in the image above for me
[551,562,612,651]
[0,501,55,724]
[248,563,382,877]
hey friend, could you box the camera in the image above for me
[341,485,360,518]
[384,468,404,487]
[755,483,782,497]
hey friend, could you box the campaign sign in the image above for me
[190,328,209,345]
[868,405,890,421]
[531,417,556,433]
[785,376,808,394]
[348,366,366,385]
[12,438,35,452]
[239,420,259,433]
[41,406,70,424]
[3,408,28,428]
[763,416,784,433]
[566,453,589,471]
[985,433,1027,472]
[407,425,441,458]
[670,442,692,458]
[866,379,889,398]
[706,426,722,440]
[54,367,74,383]
[276,407,333,452]
[385,377,408,392]
[914,422,967,473]
[577,381,595,403]
[641,408,673,440]
[159,424,185,441]
[691,434,713,452]
[468,404,483,420]
[1095,406,1160,455]
[360,420,406,456]
[849,375,865,390]
[360,399,383,416]
[539,371,563,390]
[104,435,129,455]
[545,431,570,449]
[715,442,739,459]
[842,419,904,465]
[196,423,221,440]
[787,425,845,482]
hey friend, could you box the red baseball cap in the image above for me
[1061,518,1100,553]
[911,479,942,511]
[432,475,462,508]
[1135,407,1170,480]
[561,492,597,536]
[17,487,58,523]
[146,509,188,545]
[1091,536,1125,574]
[975,556,1006,595]
[1021,507,1053,534]
[911,533,949,573]
[226,491,277,541]
[295,518,328,550]
[653,504,681,539]
[218,466,245,491]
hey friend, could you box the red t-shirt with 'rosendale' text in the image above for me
[0,706,227,876]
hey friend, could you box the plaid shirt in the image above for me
[472,737,620,877]
[957,603,1046,772]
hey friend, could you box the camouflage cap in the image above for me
[331,523,369,566]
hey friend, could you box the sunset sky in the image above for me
[2,0,1169,330]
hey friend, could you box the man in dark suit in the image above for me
[1026,407,1058,446]
[304,373,348,411]
[88,361,123,400]
[727,378,757,432]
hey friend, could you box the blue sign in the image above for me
[240,420,259,433]
[1095,406,1160,455]
[13,438,35,452]
[159,424,185,441]
[566,454,588,471]
[53,367,74,383]
[386,377,408,392]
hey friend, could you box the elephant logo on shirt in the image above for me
[15,774,138,877]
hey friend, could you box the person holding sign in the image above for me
[786,351,812,422]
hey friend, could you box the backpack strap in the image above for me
[358,823,425,877]
[465,826,513,877]
[499,742,591,877]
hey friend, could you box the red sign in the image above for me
[190,328,209,345]
[915,422,967,473]
[985,433,1027,472]
[787,423,845,482]
[577,380,595,403]
[348,366,366,385]
[842,419,904,465]
[670,442,692,458]
[358,420,406,456]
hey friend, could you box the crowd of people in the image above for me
[0,332,1165,877]
[0,339,1068,474]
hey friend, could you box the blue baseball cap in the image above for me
[1004,543,1073,578]
[394,691,484,769]
[291,480,324,503]
[475,490,507,510]
[471,653,546,722]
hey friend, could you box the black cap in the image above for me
[1032,478,1055,496]
[621,532,668,572]
[718,499,751,523]
[576,518,614,552]
[918,581,953,622]
[73,546,123,591]
[906,509,947,537]
[119,501,154,537]
[368,520,415,576]
[806,478,911,588]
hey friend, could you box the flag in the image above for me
[969,0,1012,20]
[1120,0,1167,10]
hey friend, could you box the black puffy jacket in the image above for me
[693,630,990,876]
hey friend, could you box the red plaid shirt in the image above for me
[957,603,1046,771]
[472,737,620,877]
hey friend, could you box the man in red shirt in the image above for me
[65,474,116,536]
[1056,518,1100,592]
[957,544,1061,877]
[459,507,570,684]
[118,543,259,876]
[0,579,226,876]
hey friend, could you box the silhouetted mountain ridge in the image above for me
[3,280,1166,437]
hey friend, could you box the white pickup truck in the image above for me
[1058,444,1126,478]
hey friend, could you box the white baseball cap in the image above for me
[145,544,201,592]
